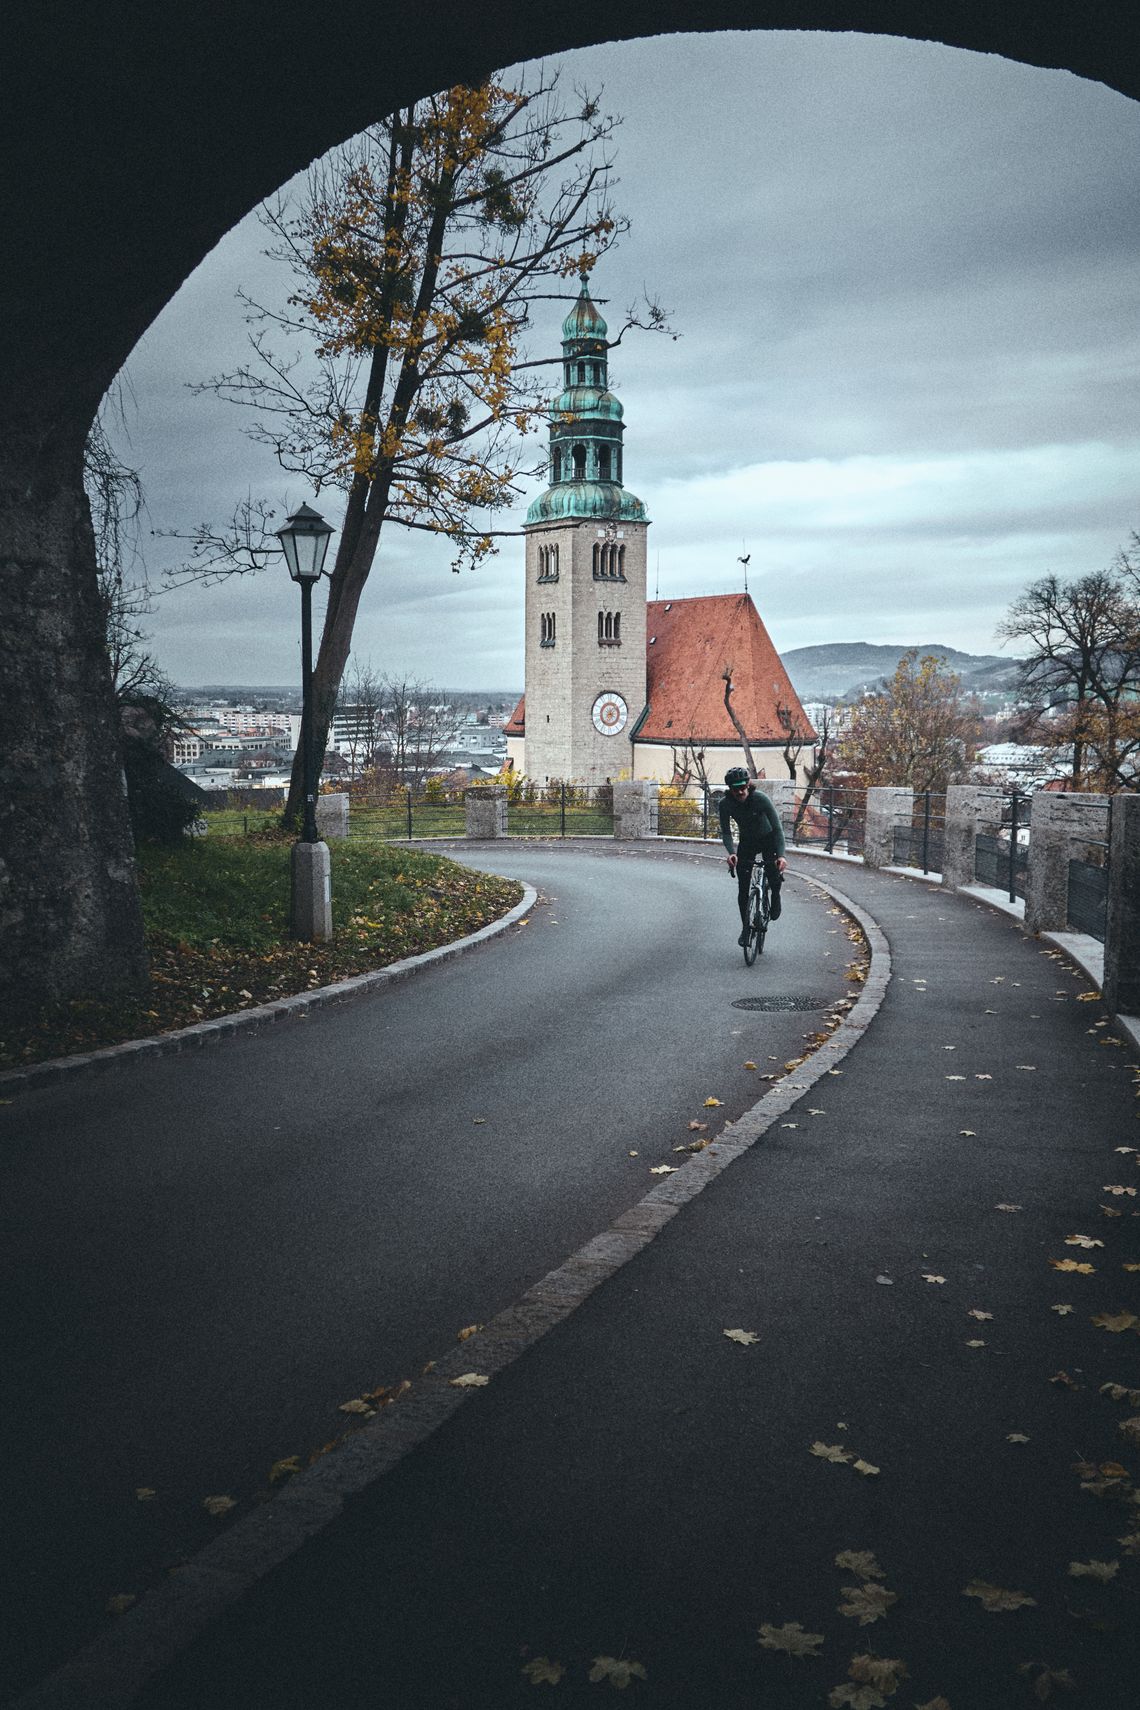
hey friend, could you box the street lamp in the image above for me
[276,501,335,940]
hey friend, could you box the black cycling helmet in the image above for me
[724,766,750,789]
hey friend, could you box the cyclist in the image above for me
[718,767,787,946]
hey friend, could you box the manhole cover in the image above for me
[731,995,832,1012]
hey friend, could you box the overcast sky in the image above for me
[108,30,1140,691]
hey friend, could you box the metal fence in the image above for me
[891,792,946,875]
[657,787,713,840]
[347,782,615,840]
[1065,798,1112,942]
[790,786,867,857]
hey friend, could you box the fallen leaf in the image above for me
[959,1130,977,1138]
[838,1582,898,1624]
[963,1580,1036,1611]
[923,1274,947,1284]
[1050,1370,1081,1388]
[965,1339,986,1349]
[812,1441,853,1463]
[724,1328,760,1346]
[995,1203,1023,1212]
[588,1655,647,1687]
[1103,1185,1138,1196]
[758,1621,825,1658]
[976,1073,993,1080]
[687,1121,707,1132]
[875,1275,894,1285]
[268,1457,301,1484]
[704,1097,723,1108]
[1101,1205,1123,1217]
[628,1151,639,1157]
[945,1075,966,1081]
[1064,1235,1104,1248]
[457,1324,482,1341]
[1068,1559,1118,1581]
[827,1684,885,1710]
[649,1164,677,1175]
[1101,1382,1140,1405]
[852,1460,880,1477]
[1051,1305,1074,1315]
[967,1309,993,1321]
[1117,1530,1140,1556]
[203,1495,236,1517]
[1049,1259,1095,1274]
[914,1700,952,1710]
[848,1655,908,1693]
[1124,1262,1140,1272]
[338,1398,374,1416]
[744,1061,757,1070]
[105,1594,137,1616]
[1007,1433,1030,1443]
[1018,1663,1076,1699]
[1016,1065,1037,1071]
[135,1487,156,1502]
[448,1372,490,1388]
[834,1550,885,1581]
[522,1657,565,1686]
[1091,1311,1139,1333]
[472,1117,486,1125]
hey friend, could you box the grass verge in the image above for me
[0,833,523,1071]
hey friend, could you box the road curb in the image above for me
[0,886,537,1097]
[7,863,889,1710]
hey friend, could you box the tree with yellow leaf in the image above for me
[169,72,667,827]
[837,650,979,793]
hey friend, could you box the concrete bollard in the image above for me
[1104,794,1140,1016]
[943,784,1005,894]
[613,780,658,840]
[865,786,914,869]
[315,792,349,839]
[1024,791,1109,934]
[465,785,507,839]
[290,840,332,941]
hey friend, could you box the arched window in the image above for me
[552,544,558,574]
[540,611,556,646]
[614,612,621,643]
[572,443,586,480]
[592,542,600,578]
[577,361,586,383]
[552,449,562,483]
[617,544,626,580]
[597,611,604,644]
[598,445,611,481]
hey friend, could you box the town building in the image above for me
[505,279,815,789]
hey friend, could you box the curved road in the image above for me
[1,843,861,1699]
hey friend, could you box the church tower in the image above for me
[520,277,649,785]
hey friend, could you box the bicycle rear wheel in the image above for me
[753,870,771,957]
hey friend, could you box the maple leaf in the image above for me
[522,1656,565,1686]
[449,1372,490,1387]
[338,1398,374,1416]
[812,1441,852,1463]
[963,1580,1036,1611]
[1007,1432,1031,1443]
[268,1456,301,1484]
[849,1654,908,1692]
[203,1495,236,1517]
[923,1274,947,1285]
[724,1328,760,1345]
[834,1550,885,1581]
[1118,1416,1140,1445]
[1051,1304,1074,1315]
[966,1309,993,1321]
[827,1686,885,1709]
[1049,1259,1095,1274]
[1091,1311,1139,1333]
[1103,1184,1138,1196]
[1064,1235,1104,1248]
[588,1655,647,1687]
[1101,1382,1140,1405]
[852,1460,880,1477]
[838,1582,898,1624]
[1067,1559,1118,1581]
[703,1097,723,1108]
[1117,1530,1140,1556]
[649,1164,677,1175]
[758,1621,824,1658]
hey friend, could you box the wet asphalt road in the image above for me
[0,842,856,1700]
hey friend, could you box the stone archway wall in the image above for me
[3,2,1138,1010]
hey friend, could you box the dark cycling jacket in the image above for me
[718,786,785,858]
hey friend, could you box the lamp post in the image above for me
[276,502,335,940]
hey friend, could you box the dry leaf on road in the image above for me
[967,1310,994,1321]
[758,1622,825,1658]
[995,1203,1023,1212]
[203,1495,236,1517]
[1007,1433,1030,1443]
[1091,1311,1139,1333]
[1051,1304,1074,1315]
[923,1274,947,1284]
[1068,1559,1118,1581]
[849,1655,908,1692]
[448,1372,490,1388]
[852,1459,880,1477]
[649,1165,677,1175]
[835,1550,885,1580]
[588,1655,647,1687]
[963,1580,1036,1611]
[522,1657,565,1686]
[1049,1259,1095,1274]
[704,1097,723,1108]
[724,1328,760,1346]
[838,1582,898,1625]
[812,1441,853,1463]
[105,1594,137,1616]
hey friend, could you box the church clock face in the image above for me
[592,691,628,735]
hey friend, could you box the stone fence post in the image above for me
[864,787,914,869]
[1024,791,1109,934]
[943,784,1004,894]
[764,779,798,840]
[1104,793,1140,1016]
[465,785,507,839]
[315,792,349,839]
[613,780,658,839]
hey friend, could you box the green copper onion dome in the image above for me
[525,275,648,527]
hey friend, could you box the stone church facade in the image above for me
[506,280,816,790]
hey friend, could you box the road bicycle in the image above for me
[742,860,771,966]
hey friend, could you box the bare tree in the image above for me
[791,706,835,839]
[380,677,463,787]
[838,652,978,792]
[336,655,384,782]
[775,699,816,782]
[998,552,1140,791]
[84,413,172,706]
[720,662,759,777]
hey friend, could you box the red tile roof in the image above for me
[503,593,814,749]
[640,593,815,747]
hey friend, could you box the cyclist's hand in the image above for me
[727,854,737,876]
[776,857,788,874]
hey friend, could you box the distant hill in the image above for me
[779,643,1024,702]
